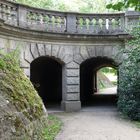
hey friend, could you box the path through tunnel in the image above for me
[80,57,118,107]
[30,57,62,108]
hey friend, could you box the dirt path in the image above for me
[54,106,140,140]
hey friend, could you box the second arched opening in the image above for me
[80,57,118,106]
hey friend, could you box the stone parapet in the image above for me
[0,0,139,35]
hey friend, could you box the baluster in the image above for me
[44,15,49,31]
[7,6,11,21]
[36,13,40,25]
[42,14,45,24]
[38,13,45,30]
[44,15,49,25]
[31,12,36,25]
[40,13,44,24]
[108,18,113,32]
[11,7,17,26]
[26,12,31,25]
[60,16,65,32]
[112,18,116,31]
[95,18,99,33]
[42,14,48,30]
[102,18,106,32]
[47,15,53,31]
[76,17,81,32]
[55,16,60,31]
[32,13,37,25]
[28,12,32,25]
[98,18,103,31]
[88,17,93,33]
[1,4,6,20]
[81,17,87,33]
[115,17,120,31]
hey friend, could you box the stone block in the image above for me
[95,46,103,56]
[80,46,89,60]
[30,43,39,59]
[67,77,79,84]
[37,44,45,56]
[74,54,83,64]
[61,101,81,112]
[66,61,79,69]
[66,93,80,100]
[24,44,34,63]
[103,46,113,57]
[87,46,96,57]
[63,54,73,64]
[52,44,60,57]
[67,69,79,77]
[45,44,52,56]
[58,46,67,59]
[67,85,79,93]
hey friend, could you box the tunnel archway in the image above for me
[30,56,63,107]
[80,57,118,106]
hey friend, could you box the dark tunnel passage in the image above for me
[80,57,118,106]
[30,57,62,107]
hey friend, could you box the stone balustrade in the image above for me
[0,0,139,35]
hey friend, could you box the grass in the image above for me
[133,121,140,128]
[43,114,62,140]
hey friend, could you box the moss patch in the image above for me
[0,51,48,139]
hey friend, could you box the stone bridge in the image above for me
[0,0,139,111]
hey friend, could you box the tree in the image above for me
[10,0,110,13]
[79,0,108,13]
[106,0,140,11]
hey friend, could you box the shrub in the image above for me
[118,24,140,121]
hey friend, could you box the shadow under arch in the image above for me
[80,56,118,106]
[30,56,64,108]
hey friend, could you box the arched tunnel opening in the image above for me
[30,57,62,108]
[80,57,118,107]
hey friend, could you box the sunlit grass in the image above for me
[43,115,62,140]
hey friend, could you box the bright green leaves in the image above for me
[106,0,140,11]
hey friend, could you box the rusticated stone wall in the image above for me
[0,33,125,111]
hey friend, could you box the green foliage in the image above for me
[106,0,140,11]
[118,24,140,121]
[43,115,62,140]
[101,67,117,75]
[11,0,111,13]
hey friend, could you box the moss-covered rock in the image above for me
[0,52,48,140]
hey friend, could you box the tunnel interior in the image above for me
[80,57,118,106]
[30,57,62,107]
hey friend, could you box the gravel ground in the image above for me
[54,106,140,140]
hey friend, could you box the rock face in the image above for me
[0,53,48,140]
